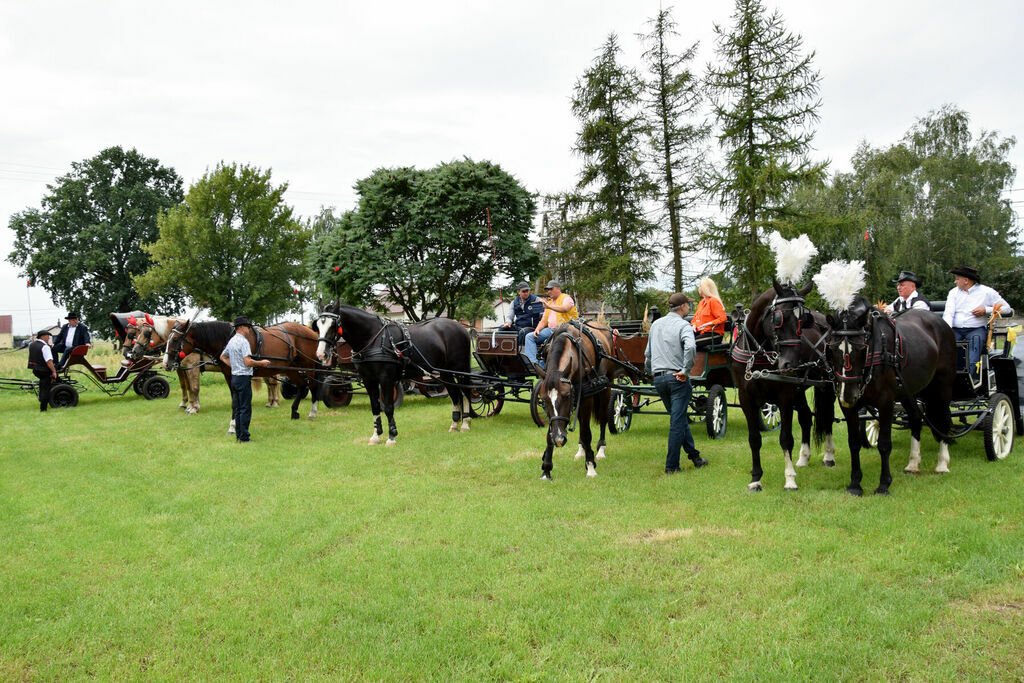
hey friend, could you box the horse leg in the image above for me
[460,383,472,432]
[268,377,280,408]
[574,441,585,460]
[382,373,398,446]
[843,405,863,496]
[816,386,837,467]
[594,392,608,460]
[903,398,924,474]
[187,367,200,414]
[541,434,555,481]
[177,368,188,409]
[875,404,894,495]
[365,378,383,445]
[580,401,597,478]
[740,389,764,491]
[290,381,308,420]
[794,391,813,467]
[779,396,799,490]
[306,376,319,419]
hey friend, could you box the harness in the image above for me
[546,320,615,433]
[831,310,906,388]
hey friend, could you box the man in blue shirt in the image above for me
[645,292,707,473]
[219,316,271,443]
[502,281,544,343]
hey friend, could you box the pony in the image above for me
[163,320,323,432]
[538,321,616,480]
[816,261,957,495]
[314,302,473,445]
[127,315,281,413]
[732,281,837,491]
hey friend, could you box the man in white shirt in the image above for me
[219,316,271,442]
[941,266,1012,380]
[885,271,930,316]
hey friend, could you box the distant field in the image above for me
[1,356,1022,679]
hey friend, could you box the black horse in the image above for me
[538,321,616,480]
[732,281,836,492]
[314,303,473,445]
[825,297,956,495]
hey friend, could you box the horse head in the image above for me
[763,279,817,372]
[314,301,343,365]
[163,320,194,371]
[127,324,153,362]
[540,326,581,448]
[826,295,874,407]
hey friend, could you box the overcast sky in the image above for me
[2,0,1022,335]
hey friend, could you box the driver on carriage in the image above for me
[501,281,544,343]
[523,280,579,375]
[885,270,930,316]
[942,265,1012,382]
[52,312,91,369]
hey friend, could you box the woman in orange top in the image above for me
[691,277,727,349]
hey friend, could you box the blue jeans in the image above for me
[953,327,986,381]
[523,327,554,365]
[230,374,253,441]
[653,374,699,471]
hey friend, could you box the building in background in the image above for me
[0,315,12,348]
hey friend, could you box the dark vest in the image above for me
[894,292,931,315]
[27,340,47,369]
[511,295,544,329]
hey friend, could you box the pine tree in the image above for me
[705,0,826,299]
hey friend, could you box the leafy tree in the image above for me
[570,33,660,320]
[7,146,186,330]
[134,163,310,323]
[705,0,826,299]
[640,8,710,291]
[307,159,539,321]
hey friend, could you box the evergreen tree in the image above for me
[571,33,659,319]
[705,0,826,299]
[640,8,710,292]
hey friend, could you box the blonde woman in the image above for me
[691,277,727,349]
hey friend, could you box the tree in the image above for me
[640,8,710,292]
[307,159,539,321]
[134,163,310,323]
[7,146,186,330]
[705,0,826,299]
[570,33,660,320]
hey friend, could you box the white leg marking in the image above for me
[596,444,606,460]
[586,462,597,478]
[308,401,318,419]
[385,438,396,446]
[748,480,763,491]
[574,444,585,460]
[823,434,836,465]
[784,450,798,490]
[796,442,811,467]
[904,437,921,474]
[369,431,381,445]
[228,419,235,435]
[460,417,471,432]
[935,442,950,473]
[449,421,459,432]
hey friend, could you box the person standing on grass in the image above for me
[27,329,57,412]
[219,316,271,443]
[645,292,708,474]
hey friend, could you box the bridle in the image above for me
[315,310,343,365]
[164,320,194,370]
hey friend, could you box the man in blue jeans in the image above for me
[645,292,708,473]
[219,316,272,442]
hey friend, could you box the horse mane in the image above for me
[190,321,233,349]
[745,289,777,343]
[541,326,575,394]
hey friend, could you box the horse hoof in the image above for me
[449,423,458,432]
[460,424,471,432]
[823,460,836,468]
[586,469,597,478]
[934,466,949,474]
[795,457,809,468]
[747,482,762,492]
[903,467,919,474]
[540,473,552,481]
[291,413,300,420]
[874,487,890,496]
[846,487,863,497]
[178,404,187,410]
[385,439,396,446]
[784,483,799,491]
[369,434,380,445]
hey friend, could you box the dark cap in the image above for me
[545,280,561,290]
[37,329,53,338]
[668,293,690,309]
[65,312,80,320]
[232,316,253,328]
[892,270,922,286]
[515,281,530,291]
[949,265,980,283]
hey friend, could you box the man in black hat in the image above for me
[886,271,930,316]
[501,281,543,343]
[27,329,58,412]
[644,292,707,473]
[219,316,272,442]
[52,312,91,369]
[942,266,1012,381]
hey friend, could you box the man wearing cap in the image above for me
[502,281,544,343]
[523,280,579,373]
[219,316,272,443]
[27,329,58,412]
[886,271,931,316]
[52,312,91,369]
[645,293,707,473]
[942,266,1012,381]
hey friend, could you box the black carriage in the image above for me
[469,328,547,425]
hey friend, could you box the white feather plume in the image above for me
[768,231,818,284]
[813,260,866,310]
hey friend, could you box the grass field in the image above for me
[1,347,1022,679]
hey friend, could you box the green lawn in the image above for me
[1,348,1022,679]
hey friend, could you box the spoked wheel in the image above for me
[49,383,79,408]
[759,402,781,432]
[141,375,170,400]
[608,389,633,434]
[323,382,353,408]
[984,392,1015,461]
[469,384,504,418]
[530,381,549,428]
[859,414,880,449]
[705,384,728,439]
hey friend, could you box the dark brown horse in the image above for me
[538,321,616,480]
[732,282,836,492]
[163,320,323,432]
[825,297,956,495]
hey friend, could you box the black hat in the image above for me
[37,329,53,338]
[545,280,561,290]
[668,292,690,308]
[949,266,981,283]
[515,281,530,291]
[65,312,80,320]
[892,270,922,286]
[232,316,253,328]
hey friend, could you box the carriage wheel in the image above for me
[759,402,781,432]
[323,382,353,408]
[391,382,405,409]
[280,380,298,400]
[49,383,79,408]
[608,389,633,434]
[859,415,880,449]
[132,373,150,395]
[983,392,1015,461]
[705,384,728,439]
[530,381,549,428]
[141,375,170,400]
[469,385,504,418]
